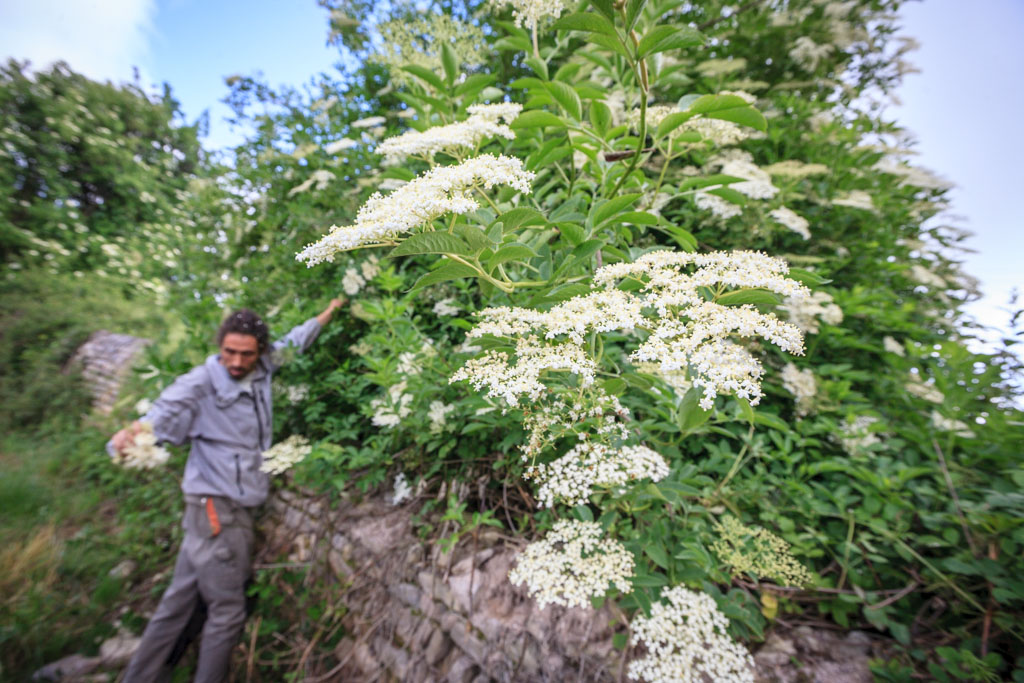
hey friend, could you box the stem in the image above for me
[710,424,755,500]
[444,253,513,293]
[474,186,501,214]
[932,437,978,556]
[532,23,539,60]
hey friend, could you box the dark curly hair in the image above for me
[217,309,270,352]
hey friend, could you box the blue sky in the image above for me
[1,0,1021,344]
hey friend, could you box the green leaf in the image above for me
[600,378,627,395]
[494,36,532,52]
[588,33,632,59]
[551,12,616,35]
[618,211,659,225]
[389,232,471,257]
[511,110,565,129]
[705,106,768,132]
[399,65,445,91]
[440,42,458,87]
[716,289,781,306]
[645,544,670,569]
[497,207,547,231]
[625,0,648,32]
[529,283,592,305]
[788,268,831,286]
[707,186,747,205]
[489,243,538,268]
[593,193,643,225]
[678,387,712,432]
[590,100,612,135]
[452,224,494,251]
[752,411,790,432]
[410,260,479,290]
[655,110,695,138]
[678,174,743,191]
[544,81,583,120]
[454,73,496,97]
[590,0,617,22]
[637,25,704,58]
[612,632,629,649]
[524,56,549,81]
[558,222,586,246]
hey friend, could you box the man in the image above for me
[109,299,344,682]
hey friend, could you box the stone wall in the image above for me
[261,486,877,683]
[66,330,150,414]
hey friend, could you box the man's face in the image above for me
[219,333,260,379]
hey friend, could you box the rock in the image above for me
[32,654,101,681]
[99,631,141,665]
[107,559,136,579]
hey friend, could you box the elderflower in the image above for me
[712,516,813,586]
[297,154,535,264]
[376,103,522,163]
[508,519,634,608]
[342,267,366,295]
[260,435,312,475]
[370,381,414,427]
[909,264,946,289]
[779,291,843,334]
[764,159,830,178]
[883,336,906,356]
[433,297,461,316]
[113,422,171,470]
[628,585,755,683]
[769,207,811,240]
[790,36,834,71]
[324,138,359,155]
[905,374,944,403]
[694,191,742,219]
[391,472,413,505]
[497,0,571,31]
[428,400,455,432]
[930,411,974,438]
[832,190,875,211]
[838,415,880,454]
[351,115,387,129]
[287,169,335,197]
[781,363,817,416]
[530,442,670,508]
[716,159,779,199]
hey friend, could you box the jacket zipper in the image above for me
[252,390,264,448]
[234,454,244,495]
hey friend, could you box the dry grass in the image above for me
[0,524,61,607]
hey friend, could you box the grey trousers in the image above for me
[123,496,254,683]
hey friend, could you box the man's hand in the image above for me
[111,421,144,453]
[316,296,348,326]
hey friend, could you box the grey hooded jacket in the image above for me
[112,318,322,507]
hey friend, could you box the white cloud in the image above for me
[0,0,156,83]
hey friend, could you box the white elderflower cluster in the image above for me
[260,435,312,475]
[297,154,535,265]
[627,585,755,683]
[324,138,359,155]
[832,190,875,211]
[789,36,834,71]
[342,254,381,295]
[632,361,692,395]
[873,159,953,191]
[497,0,571,31]
[905,374,944,404]
[682,117,750,146]
[391,472,413,505]
[769,207,811,240]
[376,103,522,164]
[764,159,830,178]
[716,159,779,199]
[286,384,310,404]
[113,422,171,470]
[838,415,881,454]
[520,390,630,459]
[779,291,843,334]
[694,191,742,219]
[351,115,387,129]
[930,411,974,438]
[287,169,335,197]
[909,264,946,289]
[883,336,906,356]
[529,442,670,508]
[433,297,461,316]
[428,400,455,432]
[695,57,748,78]
[370,381,415,427]
[508,519,635,608]
[628,105,676,134]
[450,335,596,407]
[781,363,817,416]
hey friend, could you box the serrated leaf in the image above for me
[489,243,538,267]
[524,56,549,80]
[679,387,712,432]
[511,110,565,129]
[390,232,472,257]
[645,544,670,569]
[452,224,494,251]
[589,32,632,59]
[411,260,479,290]
[593,193,643,225]
[625,0,648,32]
[544,81,582,120]
[551,12,616,35]
[600,378,626,395]
[440,42,458,86]
[618,211,659,225]
[705,105,768,132]
[637,25,704,58]
[494,36,532,52]
[707,186,747,205]
[678,173,743,191]
[454,73,496,97]
[688,93,750,114]
[716,289,781,306]
[509,76,546,90]
[590,0,617,22]
[589,100,611,135]
[497,207,547,231]
[400,65,445,91]
[788,267,831,286]
[558,222,585,246]
[654,110,696,137]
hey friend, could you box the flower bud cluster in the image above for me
[627,585,755,683]
[260,435,312,475]
[711,516,813,587]
[113,421,171,470]
[376,103,522,164]
[530,442,670,507]
[297,154,535,264]
[508,519,635,609]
